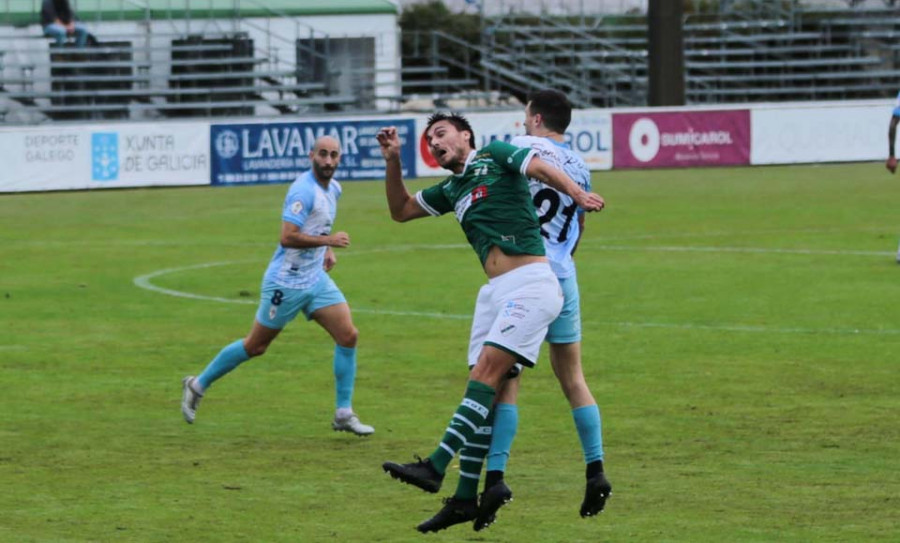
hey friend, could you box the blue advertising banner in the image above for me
[210,119,416,185]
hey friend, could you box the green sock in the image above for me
[454,409,494,500]
[428,380,496,474]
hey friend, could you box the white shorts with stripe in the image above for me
[467,262,563,369]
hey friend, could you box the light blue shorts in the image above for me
[255,275,346,329]
[545,275,581,344]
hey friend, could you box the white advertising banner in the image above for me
[751,101,890,165]
[0,122,210,192]
[415,108,613,178]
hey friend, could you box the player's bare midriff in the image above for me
[483,245,547,279]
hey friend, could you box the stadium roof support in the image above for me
[648,0,684,106]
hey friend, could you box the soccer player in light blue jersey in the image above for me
[180,136,374,436]
[486,89,612,518]
[886,91,900,261]
[887,90,900,176]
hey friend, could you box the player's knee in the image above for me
[560,380,595,407]
[471,352,515,388]
[558,378,582,399]
[336,325,358,348]
[244,341,269,358]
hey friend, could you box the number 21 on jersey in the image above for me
[533,187,577,242]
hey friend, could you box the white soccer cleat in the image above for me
[181,376,203,424]
[332,413,374,436]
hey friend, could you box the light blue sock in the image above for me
[486,403,518,472]
[333,345,357,409]
[573,404,604,463]
[196,339,250,390]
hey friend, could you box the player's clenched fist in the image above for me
[377,127,400,162]
[328,231,350,248]
[886,156,897,174]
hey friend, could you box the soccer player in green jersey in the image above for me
[376,113,605,532]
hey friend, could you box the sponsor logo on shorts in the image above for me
[268,305,278,320]
[500,323,517,336]
[503,301,528,319]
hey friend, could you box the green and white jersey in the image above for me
[415,140,545,266]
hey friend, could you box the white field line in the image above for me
[9,225,898,248]
[586,245,893,257]
[133,252,900,336]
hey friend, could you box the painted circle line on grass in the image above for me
[133,245,900,337]
[132,246,473,322]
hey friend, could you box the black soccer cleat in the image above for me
[473,480,513,531]
[416,497,477,533]
[580,473,612,518]
[382,456,443,494]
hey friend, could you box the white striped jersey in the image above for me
[262,170,341,289]
[510,135,591,279]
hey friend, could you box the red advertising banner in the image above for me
[613,110,751,169]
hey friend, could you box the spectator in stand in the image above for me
[41,0,90,48]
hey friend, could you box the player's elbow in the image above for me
[391,211,412,223]
[389,202,416,222]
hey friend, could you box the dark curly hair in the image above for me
[425,112,476,149]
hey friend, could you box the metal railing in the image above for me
[0,0,352,123]
[484,10,647,106]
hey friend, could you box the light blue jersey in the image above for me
[511,135,591,279]
[263,170,342,290]
[894,90,900,117]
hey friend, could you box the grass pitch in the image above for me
[1,162,898,542]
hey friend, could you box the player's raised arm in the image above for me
[376,127,429,222]
[526,155,605,212]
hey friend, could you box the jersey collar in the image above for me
[549,138,571,150]
[453,150,477,177]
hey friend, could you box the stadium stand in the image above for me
[0,1,397,123]
[3,0,900,121]
[429,0,900,107]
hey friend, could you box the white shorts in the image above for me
[467,262,564,369]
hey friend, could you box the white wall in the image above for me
[1,99,894,193]
[263,14,401,105]
[751,100,891,165]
